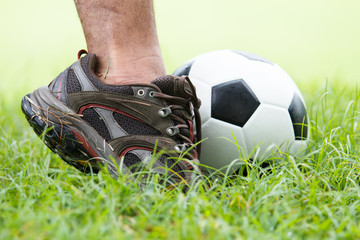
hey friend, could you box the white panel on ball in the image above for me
[240,61,296,109]
[242,104,294,158]
[189,51,249,85]
[200,118,248,172]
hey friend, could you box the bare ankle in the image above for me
[93,51,166,85]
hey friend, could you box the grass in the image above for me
[0,78,359,239]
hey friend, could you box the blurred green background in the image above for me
[1,0,359,99]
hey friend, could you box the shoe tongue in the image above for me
[151,75,177,96]
[151,75,194,99]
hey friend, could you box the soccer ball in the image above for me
[173,50,309,172]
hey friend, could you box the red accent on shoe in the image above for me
[193,150,198,160]
[78,49,88,60]
[78,104,147,124]
[72,130,101,161]
[119,146,153,158]
[184,161,194,170]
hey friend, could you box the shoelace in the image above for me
[153,76,202,162]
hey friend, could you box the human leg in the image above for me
[74,0,166,85]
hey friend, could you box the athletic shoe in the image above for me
[21,51,202,185]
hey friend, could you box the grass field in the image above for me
[1,1,360,239]
[1,70,359,239]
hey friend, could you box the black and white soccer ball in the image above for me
[173,50,309,172]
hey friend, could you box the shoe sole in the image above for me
[21,86,127,177]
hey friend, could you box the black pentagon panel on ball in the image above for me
[231,50,273,65]
[211,79,260,127]
[288,93,308,140]
[172,60,195,77]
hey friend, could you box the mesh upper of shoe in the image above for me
[67,69,82,93]
[81,108,112,141]
[112,112,161,136]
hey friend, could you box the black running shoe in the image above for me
[21,51,202,185]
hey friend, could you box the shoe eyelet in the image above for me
[166,126,179,136]
[174,144,186,153]
[137,89,145,96]
[158,107,172,117]
[149,91,155,98]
